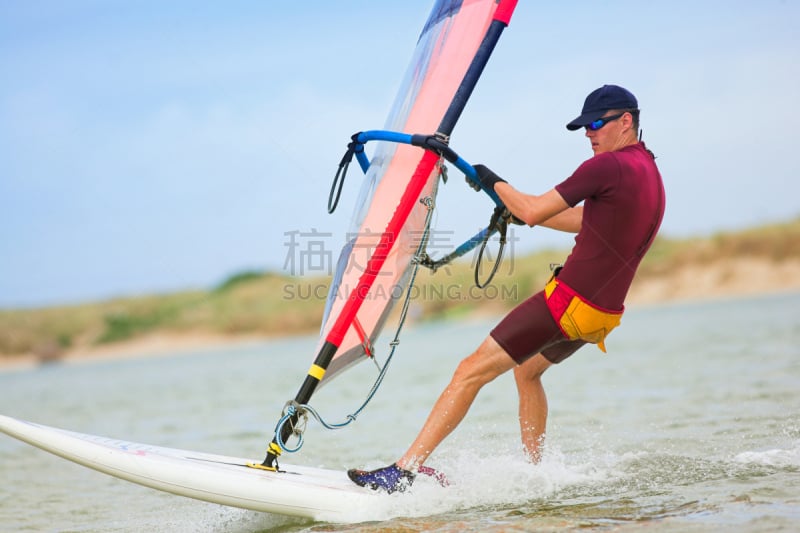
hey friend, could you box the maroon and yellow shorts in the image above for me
[491,279,624,365]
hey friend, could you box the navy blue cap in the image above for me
[566,85,638,131]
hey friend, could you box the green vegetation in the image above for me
[1,218,798,360]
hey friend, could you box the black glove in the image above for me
[467,164,507,192]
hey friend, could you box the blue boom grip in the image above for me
[352,129,503,208]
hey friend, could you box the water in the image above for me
[1,293,798,532]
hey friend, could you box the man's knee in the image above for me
[454,337,515,386]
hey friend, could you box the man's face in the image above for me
[584,112,628,155]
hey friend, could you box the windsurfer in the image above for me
[348,84,666,493]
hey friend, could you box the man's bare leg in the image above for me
[396,336,517,470]
[513,353,552,462]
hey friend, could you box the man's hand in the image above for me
[467,164,508,192]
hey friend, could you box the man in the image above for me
[348,84,666,493]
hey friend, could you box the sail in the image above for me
[318,0,518,384]
[258,0,517,469]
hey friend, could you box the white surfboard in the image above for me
[0,414,375,520]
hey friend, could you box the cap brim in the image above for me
[566,110,606,131]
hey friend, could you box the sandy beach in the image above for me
[626,256,800,304]
[0,332,274,373]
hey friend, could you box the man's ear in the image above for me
[621,111,634,131]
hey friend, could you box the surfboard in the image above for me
[0,414,373,520]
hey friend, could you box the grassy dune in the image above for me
[1,218,798,360]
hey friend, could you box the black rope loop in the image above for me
[474,205,509,289]
[328,133,364,214]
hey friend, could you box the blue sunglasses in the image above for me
[586,113,624,131]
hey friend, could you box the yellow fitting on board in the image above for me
[308,364,326,380]
[246,462,278,472]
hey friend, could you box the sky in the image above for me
[1,0,798,308]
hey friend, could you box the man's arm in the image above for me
[494,182,582,233]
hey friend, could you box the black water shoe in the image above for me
[347,463,415,493]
